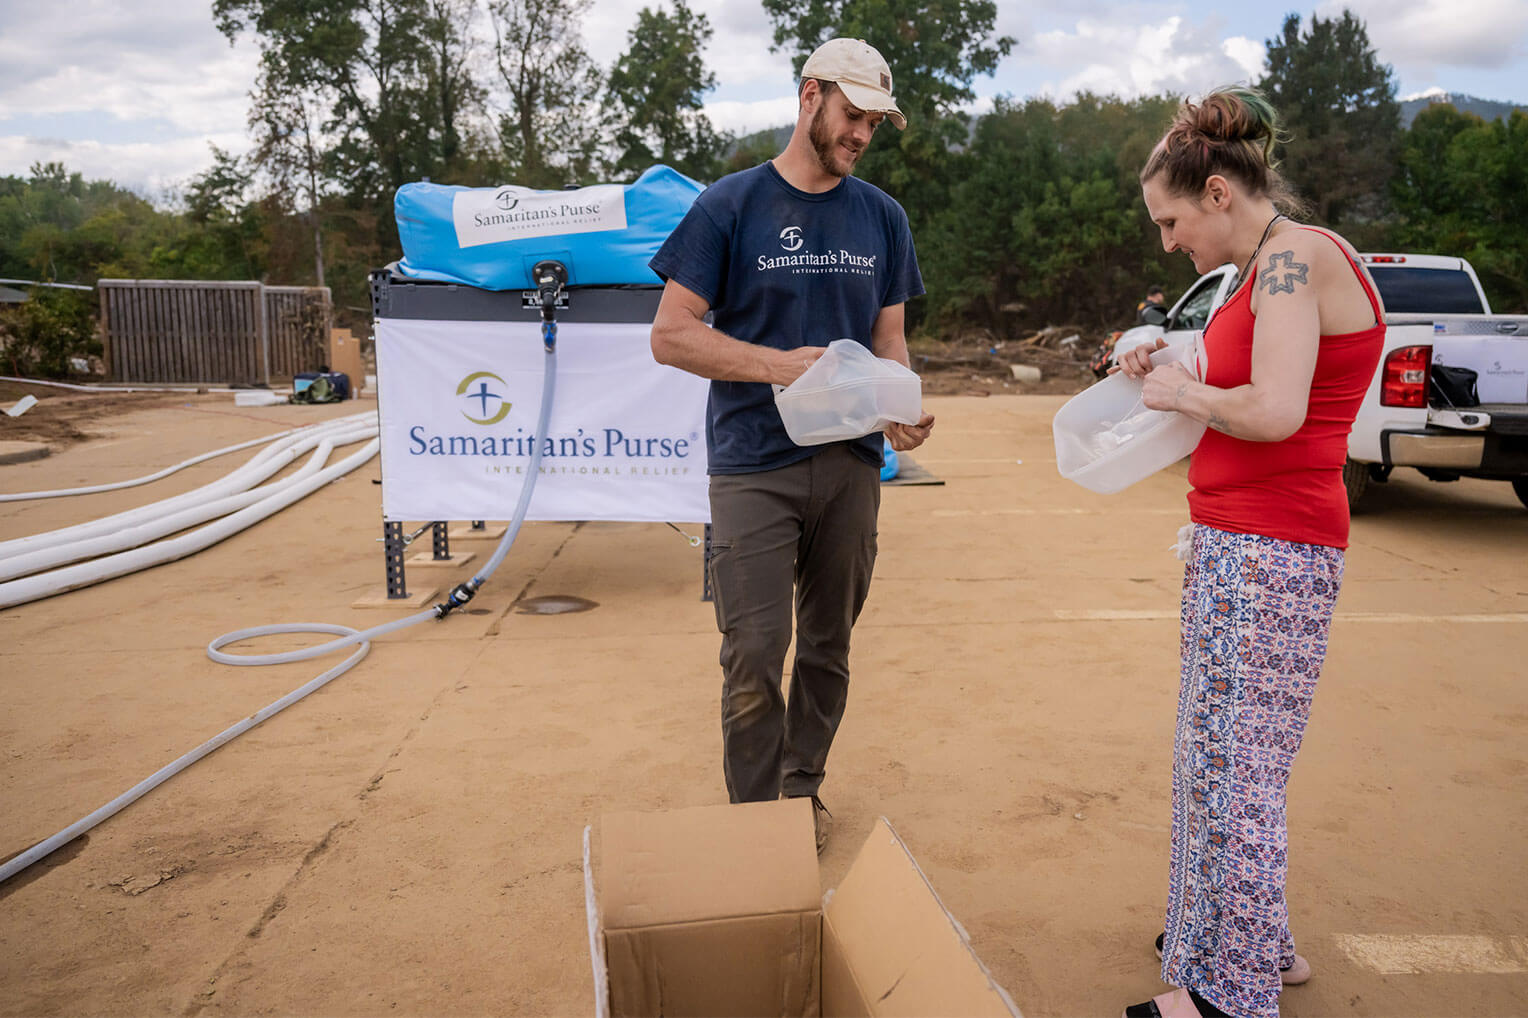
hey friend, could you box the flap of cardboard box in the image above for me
[599,798,821,930]
[822,818,1020,1017]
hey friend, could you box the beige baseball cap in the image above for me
[801,38,906,130]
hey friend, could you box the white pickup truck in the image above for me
[1112,254,1528,509]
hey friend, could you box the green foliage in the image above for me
[12,2,1526,343]
[724,128,789,176]
[1258,11,1401,226]
[0,288,100,378]
[214,0,481,212]
[606,1,729,183]
[921,95,1195,333]
[762,0,1014,243]
[489,0,606,187]
[1393,108,1528,312]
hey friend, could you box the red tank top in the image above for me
[1186,227,1386,548]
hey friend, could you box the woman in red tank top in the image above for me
[1115,88,1384,1018]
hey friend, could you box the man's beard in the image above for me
[809,103,860,178]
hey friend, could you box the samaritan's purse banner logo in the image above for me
[458,371,511,425]
[451,183,628,249]
[376,319,710,524]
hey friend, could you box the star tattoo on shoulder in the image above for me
[1259,250,1309,295]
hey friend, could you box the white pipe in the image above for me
[0,428,303,502]
[0,374,247,394]
[0,413,377,561]
[0,427,377,581]
[0,438,379,609]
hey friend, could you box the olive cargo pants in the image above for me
[706,443,880,803]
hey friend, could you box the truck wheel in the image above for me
[1342,458,1369,510]
[1513,478,1528,510]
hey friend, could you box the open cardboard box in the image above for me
[583,799,1021,1017]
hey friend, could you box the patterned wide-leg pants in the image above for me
[1160,524,1344,1018]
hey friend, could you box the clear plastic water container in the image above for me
[774,339,922,446]
[1052,343,1207,494]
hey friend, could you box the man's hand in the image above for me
[772,344,826,387]
[885,413,934,451]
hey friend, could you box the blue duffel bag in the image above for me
[393,164,704,291]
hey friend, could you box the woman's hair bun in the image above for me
[1187,87,1277,145]
[1141,84,1304,214]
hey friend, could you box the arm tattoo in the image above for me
[1175,382,1188,406]
[1259,250,1310,295]
[1208,412,1233,435]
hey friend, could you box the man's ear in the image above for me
[801,77,832,115]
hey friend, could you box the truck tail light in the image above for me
[1381,345,1431,408]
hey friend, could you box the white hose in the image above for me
[0,437,379,609]
[0,343,559,886]
[0,426,378,581]
[0,412,377,561]
[0,374,245,394]
[0,427,302,503]
[0,624,377,884]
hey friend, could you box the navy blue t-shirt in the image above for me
[649,161,924,475]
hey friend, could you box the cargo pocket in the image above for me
[707,539,734,632]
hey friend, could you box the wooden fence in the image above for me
[98,280,332,384]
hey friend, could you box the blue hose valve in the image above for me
[533,259,568,352]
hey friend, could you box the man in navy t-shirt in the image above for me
[649,37,934,851]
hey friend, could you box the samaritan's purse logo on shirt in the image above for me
[757,224,878,276]
[452,183,628,249]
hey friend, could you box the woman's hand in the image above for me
[1113,337,1167,379]
[1142,361,1195,412]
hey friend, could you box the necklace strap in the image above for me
[1233,212,1287,291]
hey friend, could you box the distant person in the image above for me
[1136,285,1166,324]
[648,38,934,852]
[1115,86,1385,1018]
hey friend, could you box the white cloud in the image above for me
[0,132,248,199]
[1026,16,1259,100]
[702,97,798,138]
[1316,0,1528,72]
[1221,36,1266,81]
[0,4,258,137]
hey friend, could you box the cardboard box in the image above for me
[584,799,1020,1017]
[327,327,366,398]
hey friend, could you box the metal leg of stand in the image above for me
[384,520,408,598]
[702,523,713,602]
[432,521,450,561]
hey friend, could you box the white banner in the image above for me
[451,184,627,249]
[377,319,710,523]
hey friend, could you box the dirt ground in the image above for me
[1,387,1526,1018]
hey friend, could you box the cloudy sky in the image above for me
[2,0,1526,201]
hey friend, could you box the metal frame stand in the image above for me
[384,520,408,599]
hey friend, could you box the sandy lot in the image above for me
[1,390,1526,1017]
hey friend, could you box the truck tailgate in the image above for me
[1426,319,1528,405]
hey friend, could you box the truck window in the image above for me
[1368,267,1486,314]
[1170,277,1221,331]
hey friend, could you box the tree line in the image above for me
[2,2,1524,376]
